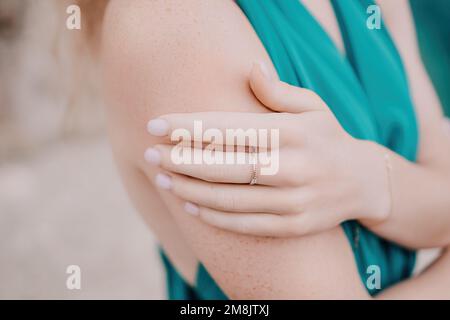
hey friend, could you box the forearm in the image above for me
[367,0,450,249]
[160,199,450,300]
[361,140,450,249]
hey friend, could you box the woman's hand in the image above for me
[144,62,391,237]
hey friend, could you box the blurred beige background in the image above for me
[0,0,165,299]
[0,0,439,300]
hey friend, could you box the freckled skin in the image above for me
[102,0,363,298]
[101,0,450,298]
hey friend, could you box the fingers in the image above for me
[153,170,341,237]
[146,61,328,148]
[168,172,297,214]
[188,205,316,237]
[249,61,327,113]
[148,144,277,185]
[147,111,293,147]
[146,144,306,186]
[155,111,283,135]
[189,200,342,237]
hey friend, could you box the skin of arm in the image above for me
[144,0,450,249]
[101,0,450,298]
[360,0,450,248]
[102,0,366,299]
[142,0,450,249]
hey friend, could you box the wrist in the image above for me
[355,140,392,227]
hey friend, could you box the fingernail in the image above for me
[147,118,169,136]
[255,61,271,80]
[144,148,161,165]
[155,173,172,190]
[184,202,199,216]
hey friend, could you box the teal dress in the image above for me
[410,0,450,116]
[162,0,418,299]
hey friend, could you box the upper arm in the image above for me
[101,0,368,299]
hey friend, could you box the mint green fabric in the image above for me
[162,0,418,299]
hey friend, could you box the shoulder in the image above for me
[99,1,370,300]
[100,0,273,116]
[101,0,262,68]
[100,0,273,159]
[100,0,271,94]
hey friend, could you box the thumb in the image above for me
[249,61,327,113]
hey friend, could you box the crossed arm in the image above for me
[101,0,450,298]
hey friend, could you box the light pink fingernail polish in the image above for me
[144,148,161,165]
[155,173,172,190]
[184,202,199,216]
[147,119,169,136]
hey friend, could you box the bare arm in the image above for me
[101,0,367,299]
[101,0,450,298]
[144,0,450,250]
[362,0,450,248]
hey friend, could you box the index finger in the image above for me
[147,112,292,148]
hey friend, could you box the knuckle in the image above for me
[303,88,324,106]
[265,82,284,105]
[303,88,319,99]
